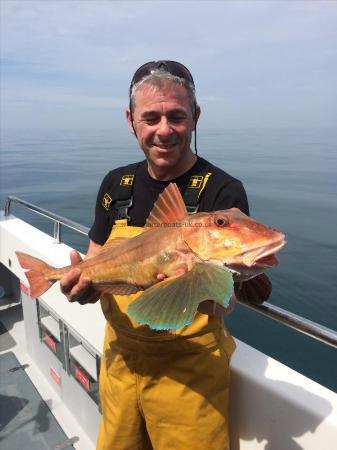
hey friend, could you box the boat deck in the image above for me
[0,301,92,450]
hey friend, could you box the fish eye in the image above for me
[215,216,229,227]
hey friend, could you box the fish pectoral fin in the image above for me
[127,262,234,330]
[94,282,143,296]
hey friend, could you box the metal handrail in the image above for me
[239,300,337,349]
[3,195,337,349]
[4,195,89,243]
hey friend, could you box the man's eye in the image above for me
[169,116,186,123]
[144,118,159,125]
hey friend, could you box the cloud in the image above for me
[3,1,333,77]
[1,1,337,129]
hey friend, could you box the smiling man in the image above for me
[126,76,200,180]
[59,61,269,450]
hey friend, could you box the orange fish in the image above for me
[16,183,286,330]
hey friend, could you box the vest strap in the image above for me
[101,163,140,221]
[101,161,212,221]
[183,171,212,213]
[116,198,133,221]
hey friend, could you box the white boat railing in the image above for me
[4,195,89,243]
[4,195,337,350]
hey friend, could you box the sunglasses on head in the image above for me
[129,60,195,94]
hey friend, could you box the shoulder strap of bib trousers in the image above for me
[101,162,140,221]
[101,161,212,222]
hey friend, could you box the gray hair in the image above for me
[129,70,197,115]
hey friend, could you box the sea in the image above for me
[1,126,336,392]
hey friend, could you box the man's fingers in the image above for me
[70,250,83,266]
[156,268,187,282]
[60,268,81,295]
[77,289,100,305]
[67,277,92,300]
[59,253,99,304]
[60,250,83,295]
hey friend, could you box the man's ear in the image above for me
[194,105,201,130]
[126,109,136,135]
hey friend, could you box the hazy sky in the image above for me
[1,0,337,130]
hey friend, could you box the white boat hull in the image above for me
[1,211,336,449]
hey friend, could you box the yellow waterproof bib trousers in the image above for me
[96,223,236,450]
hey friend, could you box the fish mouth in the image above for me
[222,237,286,282]
[242,237,286,268]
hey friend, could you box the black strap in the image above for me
[101,161,212,221]
[183,166,212,213]
[115,163,141,220]
[101,162,140,221]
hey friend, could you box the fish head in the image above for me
[183,208,286,281]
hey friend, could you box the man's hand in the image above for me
[60,250,100,305]
[234,273,272,304]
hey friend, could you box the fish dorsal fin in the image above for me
[101,237,129,252]
[145,183,188,227]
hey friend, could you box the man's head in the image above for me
[129,61,197,119]
[126,61,201,180]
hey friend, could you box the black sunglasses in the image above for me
[129,60,195,95]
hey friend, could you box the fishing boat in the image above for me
[1,196,337,450]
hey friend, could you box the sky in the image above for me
[1,0,337,130]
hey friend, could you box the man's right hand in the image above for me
[60,250,100,305]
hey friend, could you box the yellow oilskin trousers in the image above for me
[96,222,236,450]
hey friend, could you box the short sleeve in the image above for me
[212,180,249,215]
[88,173,113,245]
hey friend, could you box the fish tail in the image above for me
[15,251,55,297]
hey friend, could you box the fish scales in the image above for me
[43,225,188,288]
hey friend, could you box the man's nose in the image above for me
[157,117,172,136]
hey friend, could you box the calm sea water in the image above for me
[1,127,336,391]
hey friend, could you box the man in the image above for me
[60,61,270,450]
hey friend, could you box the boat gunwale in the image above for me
[3,195,337,350]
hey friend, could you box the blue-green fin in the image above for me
[127,262,234,330]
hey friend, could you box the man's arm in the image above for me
[234,273,272,305]
[60,240,103,304]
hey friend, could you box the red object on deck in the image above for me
[50,367,61,385]
[75,366,90,391]
[44,333,57,353]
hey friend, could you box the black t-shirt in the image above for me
[89,156,249,245]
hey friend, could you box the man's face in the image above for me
[127,81,200,177]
